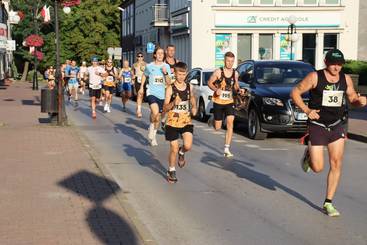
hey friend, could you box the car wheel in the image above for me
[248,108,267,140]
[198,99,209,122]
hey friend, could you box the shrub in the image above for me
[343,60,367,85]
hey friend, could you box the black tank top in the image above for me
[215,67,235,91]
[308,70,347,125]
[170,83,190,103]
[165,58,177,69]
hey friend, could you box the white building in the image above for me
[121,0,360,69]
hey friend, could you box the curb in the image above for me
[348,133,367,144]
[69,123,158,245]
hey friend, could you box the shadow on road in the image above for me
[200,151,321,212]
[123,144,167,180]
[114,123,149,145]
[125,117,150,131]
[58,170,138,245]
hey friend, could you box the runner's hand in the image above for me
[162,66,167,75]
[306,109,320,120]
[191,107,197,117]
[357,94,367,107]
[174,93,181,106]
[215,89,222,96]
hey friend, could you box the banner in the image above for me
[280,34,291,60]
[215,34,232,68]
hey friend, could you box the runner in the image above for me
[65,60,80,103]
[119,60,133,112]
[61,60,71,100]
[291,49,367,217]
[99,59,106,106]
[133,52,146,118]
[139,46,172,146]
[103,58,118,113]
[207,51,245,158]
[79,61,88,95]
[86,57,107,119]
[163,62,197,183]
[46,66,56,90]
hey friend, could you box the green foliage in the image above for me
[11,0,121,71]
[343,60,367,85]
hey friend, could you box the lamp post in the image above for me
[287,15,298,60]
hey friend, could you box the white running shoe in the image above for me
[224,149,234,158]
[103,103,108,112]
[106,105,111,113]
[151,138,158,146]
[148,124,154,140]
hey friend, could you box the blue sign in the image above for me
[147,42,155,54]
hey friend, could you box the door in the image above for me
[302,34,316,66]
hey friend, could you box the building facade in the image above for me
[0,0,9,81]
[121,0,360,69]
[358,0,366,61]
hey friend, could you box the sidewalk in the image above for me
[349,107,367,143]
[0,81,144,244]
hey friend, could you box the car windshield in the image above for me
[255,63,314,84]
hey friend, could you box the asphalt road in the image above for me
[66,94,367,245]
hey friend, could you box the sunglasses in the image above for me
[137,55,143,58]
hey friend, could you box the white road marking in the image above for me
[234,139,248,143]
[259,148,288,151]
[245,144,259,148]
[195,125,204,128]
[203,128,213,131]
[212,131,224,135]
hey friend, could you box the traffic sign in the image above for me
[147,42,155,54]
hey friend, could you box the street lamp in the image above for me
[287,15,299,60]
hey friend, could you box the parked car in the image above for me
[234,60,315,140]
[186,68,215,122]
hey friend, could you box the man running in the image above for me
[65,60,80,103]
[87,57,106,119]
[119,60,133,112]
[208,51,245,158]
[163,62,197,183]
[133,52,146,118]
[291,49,367,216]
[103,58,118,113]
[139,46,172,146]
[79,61,88,95]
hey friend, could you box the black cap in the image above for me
[325,49,345,64]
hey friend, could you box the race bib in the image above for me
[173,101,189,113]
[322,90,344,107]
[90,84,101,89]
[124,77,132,83]
[137,76,142,83]
[106,76,114,82]
[153,76,164,85]
[220,91,233,100]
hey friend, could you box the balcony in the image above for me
[151,4,169,27]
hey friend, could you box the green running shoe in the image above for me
[301,147,311,173]
[323,203,340,217]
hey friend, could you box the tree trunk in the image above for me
[21,61,29,82]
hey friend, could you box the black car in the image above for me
[234,60,315,140]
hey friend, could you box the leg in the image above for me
[308,144,325,173]
[169,140,179,168]
[182,131,193,153]
[326,138,345,200]
[225,115,234,146]
[136,85,143,117]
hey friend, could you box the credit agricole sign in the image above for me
[215,12,341,28]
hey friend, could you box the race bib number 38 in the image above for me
[220,91,233,100]
[322,90,344,107]
[173,101,189,113]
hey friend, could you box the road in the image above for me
[66,94,367,245]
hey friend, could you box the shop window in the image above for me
[282,0,296,5]
[324,0,339,4]
[237,34,252,64]
[259,0,274,5]
[259,34,273,60]
[238,0,253,4]
[303,0,318,4]
[217,0,231,4]
[323,33,338,54]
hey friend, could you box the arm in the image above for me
[345,74,367,107]
[163,85,174,113]
[190,84,197,116]
[162,65,172,86]
[208,69,221,95]
[290,72,320,119]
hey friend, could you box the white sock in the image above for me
[153,129,157,137]
[224,144,230,151]
[137,105,141,111]
[169,166,176,171]
[179,148,185,155]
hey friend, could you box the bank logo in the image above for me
[247,16,257,23]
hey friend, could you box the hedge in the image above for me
[342,60,367,85]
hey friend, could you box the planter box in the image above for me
[347,73,359,90]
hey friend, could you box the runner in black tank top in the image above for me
[291,49,367,217]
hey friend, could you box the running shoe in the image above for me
[151,138,158,146]
[122,105,127,112]
[178,147,186,168]
[323,203,340,217]
[104,103,108,112]
[106,105,111,113]
[224,150,234,158]
[301,147,311,173]
[167,170,177,183]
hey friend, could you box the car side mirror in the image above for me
[190,79,199,85]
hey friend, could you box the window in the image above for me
[203,72,212,86]
[282,0,296,5]
[324,33,338,54]
[238,0,253,4]
[324,0,339,4]
[259,0,274,5]
[237,34,252,64]
[302,0,318,4]
[216,0,231,4]
[259,34,273,60]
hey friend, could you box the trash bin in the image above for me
[41,88,58,113]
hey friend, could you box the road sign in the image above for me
[147,42,155,54]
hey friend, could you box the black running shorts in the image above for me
[89,88,101,98]
[165,125,194,141]
[213,103,235,121]
[308,123,346,146]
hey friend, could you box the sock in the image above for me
[153,129,157,136]
[179,147,185,155]
[224,144,230,151]
[169,166,176,171]
[324,199,332,204]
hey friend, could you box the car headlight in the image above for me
[262,97,284,107]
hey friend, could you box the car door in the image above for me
[236,63,254,120]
